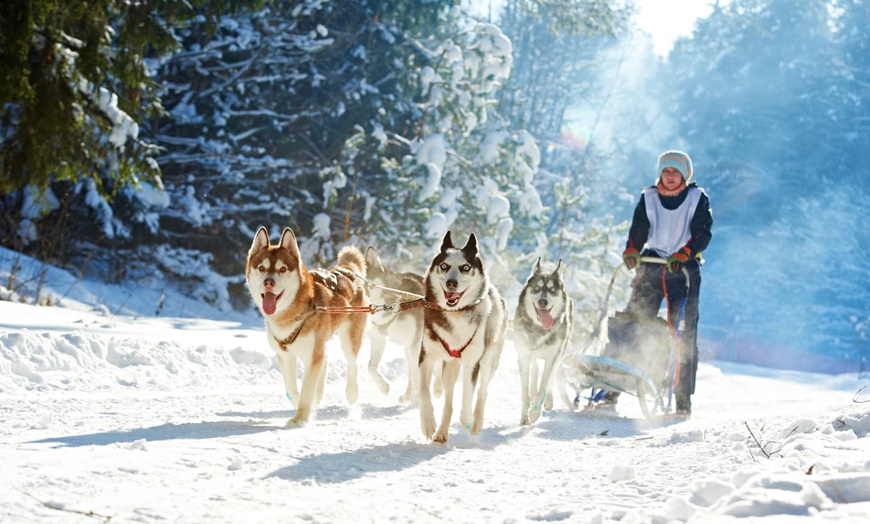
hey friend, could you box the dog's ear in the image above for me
[461,233,482,270]
[461,233,479,256]
[251,226,270,253]
[364,246,382,269]
[279,227,299,255]
[440,231,454,252]
[553,259,563,278]
[533,257,542,274]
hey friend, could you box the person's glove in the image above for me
[667,246,692,273]
[623,247,640,270]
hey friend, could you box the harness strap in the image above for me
[438,326,479,358]
[397,297,483,312]
[368,282,426,301]
[661,267,682,389]
[397,298,442,312]
[272,309,319,350]
[272,304,376,350]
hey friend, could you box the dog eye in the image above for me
[257,265,266,272]
[278,267,288,273]
[549,287,557,293]
[533,286,541,292]
[440,263,449,271]
[460,264,471,272]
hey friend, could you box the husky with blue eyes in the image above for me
[514,258,574,425]
[417,231,507,443]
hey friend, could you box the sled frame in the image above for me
[557,257,689,419]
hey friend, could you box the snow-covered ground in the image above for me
[2,254,870,523]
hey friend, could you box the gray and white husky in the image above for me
[364,246,435,404]
[514,258,574,425]
[418,231,508,443]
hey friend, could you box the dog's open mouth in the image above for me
[442,289,465,307]
[537,308,554,330]
[261,291,283,316]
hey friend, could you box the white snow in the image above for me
[17,186,61,244]
[417,162,443,202]
[414,134,448,173]
[77,80,140,148]
[1,262,869,523]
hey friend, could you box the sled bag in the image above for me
[602,311,673,380]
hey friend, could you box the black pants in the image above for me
[626,259,702,396]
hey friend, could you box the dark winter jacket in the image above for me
[626,182,713,260]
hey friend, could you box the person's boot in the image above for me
[595,391,620,411]
[675,394,692,416]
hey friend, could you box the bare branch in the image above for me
[853,386,869,403]
[19,489,112,521]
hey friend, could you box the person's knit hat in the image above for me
[656,150,693,181]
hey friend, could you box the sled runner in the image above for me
[557,257,690,419]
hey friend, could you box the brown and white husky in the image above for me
[418,231,507,443]
[245,226,368,426]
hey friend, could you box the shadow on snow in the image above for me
[265,422,528,484]
[28,420,275,447]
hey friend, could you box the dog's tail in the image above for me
[338,246,366,278]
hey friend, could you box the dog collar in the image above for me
[438,326,479,358]
[270,309,318,350]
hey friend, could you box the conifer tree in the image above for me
[0,0,260,259]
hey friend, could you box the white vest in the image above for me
[642,186,702,258]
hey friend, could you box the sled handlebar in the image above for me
[583,256,691,354]
[637,256,691,287]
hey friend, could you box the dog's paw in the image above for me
[398,390,417,405]
[470,415,484,435]
[544,392,554,411]
[527,407,542,425]
[432,429,449,443]
[286,416,308,427]
[421,413,437,440]
[287,404,310,427]
[369,370,390,396]
[520,414,531,426]
[346,383,359,405]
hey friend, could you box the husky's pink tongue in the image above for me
[537,308,554,330]
[445,292,462,303]
[262,292,278,315]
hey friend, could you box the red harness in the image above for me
[438,327,479,358]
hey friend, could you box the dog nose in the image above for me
[446,279,458,290]
[264,278,275,290]
[538,299,548,308]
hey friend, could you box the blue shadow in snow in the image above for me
[531,409,686,442]
[266,423,527,484]
[28,420,275,448]
[215,402,414,422]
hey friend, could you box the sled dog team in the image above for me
[246,226,573,443]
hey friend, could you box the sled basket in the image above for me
[557,258,687,418]
[601,310,673,385]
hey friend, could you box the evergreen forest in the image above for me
[1,0,867,372]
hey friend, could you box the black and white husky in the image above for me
[514,258,574,425]
[364,246,434,404]
[418,231,508,443]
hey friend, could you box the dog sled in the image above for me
[557,257,690,419]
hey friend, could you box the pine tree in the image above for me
[0,0,260,262]
[150,1,460,270]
